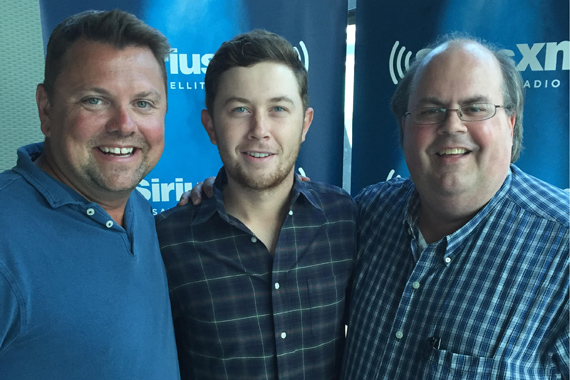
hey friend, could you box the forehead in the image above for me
[409,43,504,105]
[214,62,302,103]
[56,39,164,88]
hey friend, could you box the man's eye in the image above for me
[273,106,285,112]
[463,104,488,114]
[419,108,441,116]
[136,100,149,108]
[85,98,102,105]
[234,107,247,113]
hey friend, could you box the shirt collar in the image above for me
[191,167,322,227]
[13,143,89,208]
[12,143,139,227]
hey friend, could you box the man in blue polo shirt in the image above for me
[0,10,179,379]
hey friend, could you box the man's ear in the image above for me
[201,109,217,145]
[507,113,516,138]
[36,84,52,137]
[301,107,314,142]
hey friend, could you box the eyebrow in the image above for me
[84,87,163,100]
[223,96,296,107]
[416,95,492,107]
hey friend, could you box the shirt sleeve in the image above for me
[0,266,23,353]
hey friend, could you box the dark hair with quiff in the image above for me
[390,33,525,162]
[204,29,309,113]
[43,9,171,98]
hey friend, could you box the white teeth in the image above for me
[100,147,134,155]
[248,152,270,158]
[439,148,467,155]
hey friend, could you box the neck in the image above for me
[417,174,507,243]
[34,153,129,227]
[223,174,294,254]
[418,203,474,244]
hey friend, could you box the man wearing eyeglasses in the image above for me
[341,36,569,379]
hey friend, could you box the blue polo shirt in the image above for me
[0,143,180,379]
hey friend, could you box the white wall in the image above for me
[0,0,45,170]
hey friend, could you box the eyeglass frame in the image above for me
[404,103,509,125]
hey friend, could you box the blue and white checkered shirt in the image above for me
[157,168,357,380]
[341,165,569,379]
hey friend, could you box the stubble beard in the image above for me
[222,141,301,191]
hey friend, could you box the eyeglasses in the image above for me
[404,103,508,125]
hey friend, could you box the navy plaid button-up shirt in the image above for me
[157,169,357,380]
[341,165,569,379]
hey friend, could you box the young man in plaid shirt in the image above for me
[156,30,356,379]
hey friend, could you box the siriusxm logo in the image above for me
[167,49,213,75]
[167,42,309,91]
[167,41,309,76]
[294,41,310,71]
[136,178,193,203]
[389,40,569,85]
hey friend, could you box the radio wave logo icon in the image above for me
[389,41,413,85]
[294,41,310,71]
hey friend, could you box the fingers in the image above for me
[177,176,216,207]
[190,182,204,205]
[203,177,215,198]
[177,188,193,206]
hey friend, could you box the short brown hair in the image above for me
[204,29,309,112]
[43,9,171,98]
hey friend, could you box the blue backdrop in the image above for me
[40,0,348,212]
[351,0,569,194]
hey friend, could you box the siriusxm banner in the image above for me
[40,0,348,213]
[351,0,569,194]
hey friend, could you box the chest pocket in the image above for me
[424,347,560,380]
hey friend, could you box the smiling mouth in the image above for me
[436,148,469,156]
[246,151,272,158]
[98,146,135,157]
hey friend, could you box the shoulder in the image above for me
[301,181,357,213]
[355,176,414,213]
[508,166,569,227]
[0,170,40,216]
[302,180,352,199]
[154,201,202,237]
[0,170,23,194]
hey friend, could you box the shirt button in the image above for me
[444,257,451,264]
[274,282,280,290]
[105,220,114,228]
[251,236,257,243]
[86,208,95,216]
[281,332,287,339]
[412,281,420,290]
[288,210,293,216]
[395,330,404,339]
